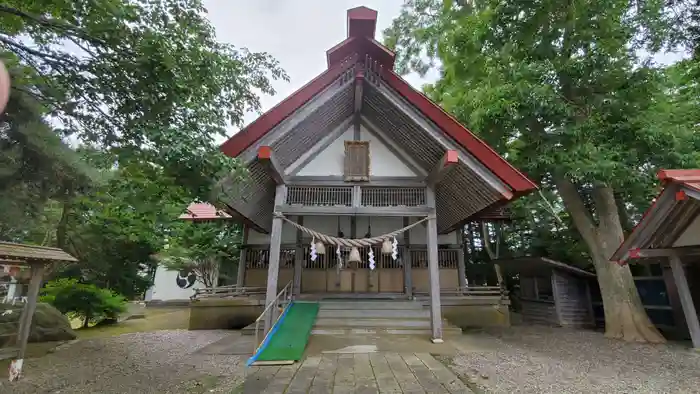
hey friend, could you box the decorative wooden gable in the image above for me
[344,140,370,181]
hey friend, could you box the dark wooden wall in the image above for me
[552,272,594,327]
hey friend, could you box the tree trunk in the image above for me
[555,177,665,343]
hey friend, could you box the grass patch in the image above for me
[75,307,189,339]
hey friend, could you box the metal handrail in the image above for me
[252,281,293,355]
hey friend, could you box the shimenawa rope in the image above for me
[272,212,434,247]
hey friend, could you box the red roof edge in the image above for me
[220,60,354,158]
[382,69,537,194]
[657,169,700,184]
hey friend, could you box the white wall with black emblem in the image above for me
[144,265,200,302]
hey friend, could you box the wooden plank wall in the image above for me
[520,299,558,325]
[553,272,594,327]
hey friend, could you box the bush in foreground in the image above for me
[41,279,127,328]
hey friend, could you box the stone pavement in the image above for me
[237,352,473,393]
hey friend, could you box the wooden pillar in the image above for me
[668,252,700,349]
[17,263,46,362]
[236,225,248,287]
[457,229,467,291]
[403,217,413,298]
[264,184,287,334]
[425,187,443,343]
[293,216,304,296]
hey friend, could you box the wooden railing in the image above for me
[252,281,293,354]
[414,286,505,297]
[191,285,265,300]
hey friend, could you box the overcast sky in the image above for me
[202,1,437,141]
[202,1,686,142]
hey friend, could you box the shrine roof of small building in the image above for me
[610,169,700,264]
[0,241,77,265]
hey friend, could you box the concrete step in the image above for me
[317,308,429,319]
[319,301,423,310]
[311,326,463,336]
[315,318,431,328]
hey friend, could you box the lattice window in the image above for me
[245,248,269,269]
[410,250,428,268]
[361,187,426,207]
[286,186,353,206]
[408,249,458,268]
[344,141,370,181]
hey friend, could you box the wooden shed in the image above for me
[494,257,596,328]
[0,241,78,381]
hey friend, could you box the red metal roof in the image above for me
[657,169,700,191]
[179,203,232,221]
[610,169,700,263]
[219,7,536,196]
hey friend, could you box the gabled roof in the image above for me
[610,169,700,263]
[179,202,232,221]
[0,242,78,264]
[219,7,536,196]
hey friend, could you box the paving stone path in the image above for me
[237,352,473,393]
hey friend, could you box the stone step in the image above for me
[319,301,423,310]
[310,326,463,336]
[317,308,429,319]
[314,318,432,328]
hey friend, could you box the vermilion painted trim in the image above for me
[657,169,700,183]
[220,60,355,158]
[381,69,537,194]
[257,146,272,160]
[445,150,458,165]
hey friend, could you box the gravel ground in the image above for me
[449,325,700,394]
[0,330,248,394]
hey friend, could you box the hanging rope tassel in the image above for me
[310,237,318,262]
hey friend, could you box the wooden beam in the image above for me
[288,175,426,187]
[15,262,46,380]
[236,226,248,287]
[426,186,444,343]
[257,146,285,185]
[276,205,433,217]
[293,216,303,296]
[628,247,700,259]
[426,150,459,186]
[354,70,364,114]
[457,230,467,290]
[668,252,700,349]
[264,184,286,333]
[403,217,413,299]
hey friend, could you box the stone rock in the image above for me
[0,302,77,344]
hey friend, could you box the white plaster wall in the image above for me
[296,127,353,176]
[408,218,459,244]
[145,265,196,301]
[295,124,419,177]
[247,222,298,244]
[673,214,700,247]
[360,125,418,177]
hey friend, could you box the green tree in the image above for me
[0,1,283,298]
[159,221,242,288]
[0,0,287,198]
[385,0,699,342]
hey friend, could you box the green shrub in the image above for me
[40,278,128,328]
